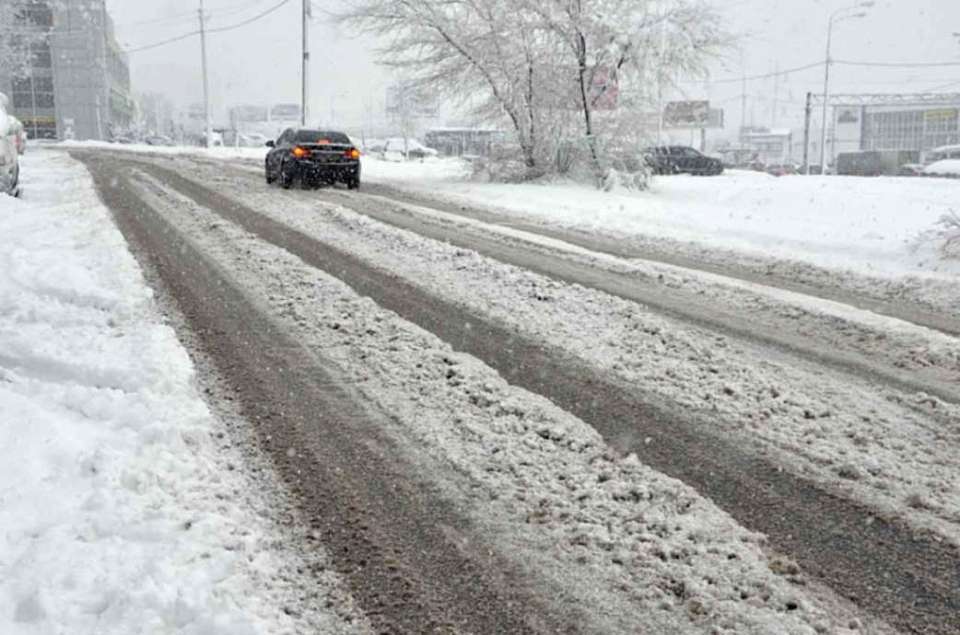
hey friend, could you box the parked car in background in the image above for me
[8,116,26,155]
[923,160,960,178]
[265,128,361,189]
[643,146,724,176]
[383,137,438,161]
[145,135,174,146]
[0,93,20,196]
[238,133,268,148]
[897,163,925,177]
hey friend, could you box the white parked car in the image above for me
[383,137,439,161]
[9,116,26,154]
[0,93,21,196]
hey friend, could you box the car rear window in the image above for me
[295,130,351,145]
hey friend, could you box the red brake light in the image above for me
[292,146,310,158]
[345,148,360,160]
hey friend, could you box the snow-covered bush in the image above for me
[938,211,960,259]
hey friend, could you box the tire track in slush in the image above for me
[78,153,572,635]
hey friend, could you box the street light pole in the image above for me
[818,2,873,175]
[199,0,211,147]
[302,0,310,126]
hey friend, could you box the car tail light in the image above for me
[292,146,310,158]
[344,148,360,160]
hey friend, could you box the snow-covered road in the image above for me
[7,146,960,633]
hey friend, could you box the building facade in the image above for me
[830,95,960,165]
[0,0,133,140]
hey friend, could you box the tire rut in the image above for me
[78,152,573,635]
[79,152,960,635]
[359,181,960,338]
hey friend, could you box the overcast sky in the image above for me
[105,0,960,133]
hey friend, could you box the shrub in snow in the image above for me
[938,211,960,259]
[602,167,650,192]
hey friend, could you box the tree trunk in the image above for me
[576,32,603,183]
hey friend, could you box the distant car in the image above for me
[897,163,924,177]
[643,146,724,176]
[265,128,361,189]
[145,135,174,146]
[239,133,268,148]
[384,137,438,160]
[766,163,799,177]
[0,93,20,196]
[923,159,960,178]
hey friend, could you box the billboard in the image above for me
[664,100,711,128]
[589,67,619,111]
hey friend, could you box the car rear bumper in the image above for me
[290,160,360,181]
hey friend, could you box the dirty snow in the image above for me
[0,151,368,634]
[130,169,887,634]
[157,159,960,549]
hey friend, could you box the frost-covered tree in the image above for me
[339,0,544,172]
[339,0,729,185]
[522,0,727,181]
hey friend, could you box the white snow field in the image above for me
[0,152,368,634]
[362,159,960,280]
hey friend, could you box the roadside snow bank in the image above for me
[362,158,960,279]
[0,152,367,634]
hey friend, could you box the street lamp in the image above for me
[817,1,873,175]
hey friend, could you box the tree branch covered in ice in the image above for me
[337,0,729,187]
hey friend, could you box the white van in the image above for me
[0,93,21,196]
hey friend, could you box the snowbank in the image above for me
[0,152,365,634]
[362,158,960,279]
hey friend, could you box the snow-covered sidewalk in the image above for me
[0,152,366,634]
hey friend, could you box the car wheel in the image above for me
[347,177,360,190]
[279,162,294,189]
[265,162,275,184]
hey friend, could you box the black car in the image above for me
[265,128,361,189]
[643,146,724,176]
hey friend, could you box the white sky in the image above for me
[106,0,960,133]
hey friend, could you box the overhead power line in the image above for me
[121,0,292,54]
[207,0,292,34]
[681,61,825,85]
[835,59,960,68]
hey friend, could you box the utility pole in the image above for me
[803,92,812,174]
[818,20,832,174]
[771,61,779,128]
[302,0,310,126]
[740,73,747,134]
[199,0,212,147]
[820,2,873,174]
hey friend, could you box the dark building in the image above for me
[0,0,134,140]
